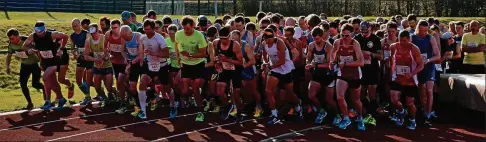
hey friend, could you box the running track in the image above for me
[0,103,484,141]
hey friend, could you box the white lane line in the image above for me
[0,109,120,132]
[259,125,332,142]
[45,112,202,142]
[152,118,264,141]
[0,102,101,116]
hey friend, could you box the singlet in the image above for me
[264,38,295,74]
[216,40,237,71]
[141,33,168,66]
[392,43,418,86]
[107,31,125,64]
[337,39,362,80]
[312,42,328,64]
[411,34,435,72]
[9,36,39,65]
[33,31,57,61]
[89,35,111,68]
[167,37,179,68]
[71,30,88,59]
[241,41,256,74]
[125,32,140,61]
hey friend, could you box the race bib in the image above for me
[340,55,354,63]
[313,54,325,63]
[467,42,478,48]
[148,61,161,72]
[169,52,177,59]
[110,44,123,52]
[222,62,235,70]
[15,51,28,59]
[77,48,85,54]
[93,52,104,59]
[396,65,411,75]
[435,64,443,72]
[384,50,391,59]
[364,59,371,64]
[270,55,279,64]
[421,53,428,61]
[127,48,138,56]
[39,50,54,59]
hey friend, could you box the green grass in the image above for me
[0,11,482,112]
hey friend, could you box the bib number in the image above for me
[396,65,411,75]
[222,62,235,70]
[313,54,325,63]
[148,61,161,72]
[77,48,85,54]
[127,48,138,56]
[467,42,478,48]
[110,44,123,52]
[420,53,428,61]
[93,52,104,59]
[340,55,354,63]
[40,50,54,59]
[169,52,177,59]
[15,51,28,59]
[435,64,443,72]
[270,55,279,64]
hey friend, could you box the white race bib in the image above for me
[127,48,138,56]
[313,54,326,63]
[364,58,371,64]
[77,48,85,54]
[169,52,177,59]
[396,65,411,75]
[222,62,235,70]
[110,44,123,52]
[420,53,428,61]
[15,51,28,59]
[39,50,54,59]
[148,61,161,72]
[384,50,391,59]
[435,64,443,72]
[340,55,354,63]
[467,42,478,48]
[93,52,104,59]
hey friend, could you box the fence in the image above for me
[0,0,147,14]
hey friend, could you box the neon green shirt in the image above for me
[166,38,179,68]
[175,30,208,65]
[461,33,486,65]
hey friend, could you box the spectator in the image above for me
[460,20,486,74]
[130,12,142,28]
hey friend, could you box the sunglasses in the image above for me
[342,34,351,37]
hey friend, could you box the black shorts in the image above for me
[93,67,114,76]
[292,66,305,82]
[181,62,205,80]
[390,82,419,98]
[169,66,180,73]
[269,71,293,85]
[40,58,60,71]
[59,48,69,65]
[76,57,94,69]
[128,63,142,82]
[142,62,169,85]
[204,67,218,81]
[312,68,336,88]
[217,70,242,88]
[113,63,127,79]
[361,65,380,85]
[337,76,361,89]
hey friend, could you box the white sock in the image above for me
[271,109,278,117]
[295,105,302,112]
[138,90,147,114]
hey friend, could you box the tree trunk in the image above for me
[397,0,401,15]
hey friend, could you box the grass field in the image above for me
[0,11,482,112]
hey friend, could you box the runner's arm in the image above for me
[230,41,244,66]
[411,44,424,76]
[156,36,169,58]
[84,38,96,62]
[52,31,69,49]
[6,52,12,73]
[135,34,144,64]
[318,42,333,69]
[373,40,383,61]
[452,43,462,59]
[205,42,215,68]
[306,43,314,64]
[428,36,441,63]
[330,39,340,65]
[120,37,129,62]
[22,34,34,52]
[247,32,254,48]
[390,44,396,74]
[243,44,256,68]
[461,36,485,53]
[290,46,300,63]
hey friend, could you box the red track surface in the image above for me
[0,104,484,141]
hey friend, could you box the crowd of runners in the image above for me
[5,10,486,131]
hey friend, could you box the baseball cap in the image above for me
[293,27,303,39]
[442,32,453,39]
[121,11,131,21]
[88,26,97,34]
[360,21,371,30]
[198,15,208,26]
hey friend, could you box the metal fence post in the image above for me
[171,0,175,15]
[44,0,47,12]
[222,0,224,14]
[143,0,147,14]
[198,0,200,15]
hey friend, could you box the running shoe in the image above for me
[314,109,328,124]
[296,104,304,122]
[229,107,238,117]
[56,98,67,111]
[115,106,127,114]
[407,119,417,130]
[212,105,220,113]
[332,115,342,126]
[267,115,281,125]
[424,117,433,127]
[137,110,147,119]
[80,97,91,106]
[338,117,352,129]
[204,100,212,112]
[253,108,263,118]
[80,82,90,94]
[363,114,377,126]
[357,119,366,131]
[40,101,52,111]
[430,111,438,119]
[169,107,177,119]
[131,107,140,117]
[150,99,158,111]
[195,112,204,122]
[395,109,407,126]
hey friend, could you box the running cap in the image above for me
[198,15,208,26]
[442,32,453,39]
[121,11,131,21]
[293,27,303,39]
[360,21,371,30]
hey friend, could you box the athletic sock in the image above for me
[271,109,278,117]
[138,90,147,113]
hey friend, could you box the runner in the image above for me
[448,21,465,73]
[162,16,173,34]
[119,26,144,116]
[231,29,262,118]
[81,18,91,31]
[235,16,254,49]
[261,28,302,125]
[354,21,382,126]
[203,26,219,112]
[351,18,362,36]
[105,19,126,105]
[197,15,209,38]
[121,11,138,32]
[460,20,485,74]
[331,23,365,130]
[23,21,69,111]
[99,17,111,34]
[6,28,44,109]
[138,19,170,119]
[213,28,244,121]
[283,26,307,114]
[407,14,418,34]
[411,20,440,127]
[84,23,114,108]
[146,10,157,20]
[70,18,93,106]
[55,26,75,107]
[389,30,424,130]
[175,16,208,122]
[379,21,399,117]
[166,24,181,117]
[130,12,142,28]
[305,27,337,125]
